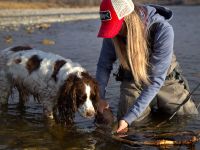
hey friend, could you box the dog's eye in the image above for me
[90,94,96,100]
[81,95,87,100]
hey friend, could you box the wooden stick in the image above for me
[95,127,200,146]
[144,131,195,138]
[112,134,199,146]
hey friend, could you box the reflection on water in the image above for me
[0,6,200,150]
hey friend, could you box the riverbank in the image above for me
[0,0,199,28]
[0,7,99,29]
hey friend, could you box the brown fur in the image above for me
[80,72,99,110]
[57,72,99,123]
[14,58,22,64]
[52,60,66,82]
[26,55,42,74]
[95,108,115,126]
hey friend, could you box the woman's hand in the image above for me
[97,99,109,113]
[116,120,128,133]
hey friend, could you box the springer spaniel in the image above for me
[0,46,99,123]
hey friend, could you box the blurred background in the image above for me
[0,0,200,8]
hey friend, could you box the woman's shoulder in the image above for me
[137,4,173,28]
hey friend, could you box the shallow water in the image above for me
[0,6,200,150]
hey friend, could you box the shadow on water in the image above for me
[0,6,200,150]
[0,104,120,149]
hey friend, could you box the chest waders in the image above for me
[115,23,198,123]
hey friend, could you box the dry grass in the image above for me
[0,1,69,9]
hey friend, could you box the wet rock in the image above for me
[25,26,35,34]
[4,35,13,43]
[35,23,51,30]
[41,39,55,45]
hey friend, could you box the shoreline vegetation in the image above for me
[0,0,199,9]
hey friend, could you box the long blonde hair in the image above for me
[113,8,150,85]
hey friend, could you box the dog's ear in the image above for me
[91,78,100,110]
[57,74,78,123]
[86,73,100,110]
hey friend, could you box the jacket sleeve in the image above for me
[96,38,117,99]
[123,22,174,125]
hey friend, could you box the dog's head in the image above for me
[57,71,99,123]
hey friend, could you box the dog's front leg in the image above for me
[42,102,58,127]
[0,70,12,107]
[39,93,54,120]
[42,100,55,120]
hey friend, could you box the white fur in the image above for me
[78,84,95,118]
[0,47,96,121]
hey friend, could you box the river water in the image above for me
[0,6,200,150]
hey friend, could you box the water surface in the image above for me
[0,6,200,150]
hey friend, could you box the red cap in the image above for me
[97,0,124,38]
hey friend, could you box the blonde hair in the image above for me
[113,9,150,85]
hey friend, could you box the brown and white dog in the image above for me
[0,46,99,123]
